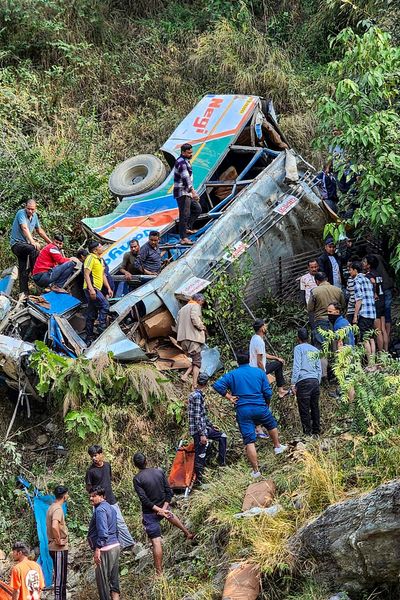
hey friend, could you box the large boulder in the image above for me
[289,480,400,594]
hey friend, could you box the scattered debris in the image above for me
[234,504,282,519]
[242,479,276,511]
[222,562,260,600]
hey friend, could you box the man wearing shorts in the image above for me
[133,453,194,575]
[349,260,376,359]
[176,293,206,389]
[213,350,287,479]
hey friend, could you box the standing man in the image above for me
[173,143,202,245]
[327,302,355,347]
[349,260,376,359]
[32,234,77,293]
[119,239,140,281]
[213,350,287,479]
[307,271,346,349]
[363,254,388,352]
[87,487,120,600]
[133,453,194,576]
[316,161,339,213]
[176,293,207,389]
[83,240,113,344]
[188,372,227,482]
[317,236,343,288]
[134,231,163,276]
[10,199,52,295]
[85,445,136,550]
[9,541,44,600]
[299,259,319,306]
[46,486,69,600]
[249,319,288,398]
[291,328,322,436]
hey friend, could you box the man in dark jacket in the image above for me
[133,453,194,575]
[317,236,343,288]
[87,486,120,600]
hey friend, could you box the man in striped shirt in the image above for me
[173,143,202,245]
[349,260,376,358]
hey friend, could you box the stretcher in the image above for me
[168,441,196,498]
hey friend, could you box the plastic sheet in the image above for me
[200,345,223,377]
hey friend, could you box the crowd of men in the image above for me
[8,199,167,345]
[9,153,199,344]
[8,445,195,599]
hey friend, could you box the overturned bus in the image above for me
[0,94,328,397]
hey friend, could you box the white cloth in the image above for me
[249,334,266,369]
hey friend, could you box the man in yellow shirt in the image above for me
[83,240,113,344]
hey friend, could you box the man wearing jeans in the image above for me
[213,350,287,479]
[173,143,202,245]
[87,487,120,600]
[10,199,51,295]
[188,372,227,481]
[46,485,69,600]
[291,328,322,436]
[85,445,136,551]
[32,234,77,293]
[83,240,113,344]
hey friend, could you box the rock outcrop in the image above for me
[289,480,400,594]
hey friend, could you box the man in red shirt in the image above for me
[32,234,78,293]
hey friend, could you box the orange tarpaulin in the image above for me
[168,442,196,490]
[0,581,13,599]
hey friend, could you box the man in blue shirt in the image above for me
[327,302,355,347]
[87,486,120,600]
[213,350,287,478]
[134,230,163,275]
[10,199,51,295]
[291,328,322,436]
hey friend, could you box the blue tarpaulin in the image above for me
[18,477,67,588]
[29,291,81,316]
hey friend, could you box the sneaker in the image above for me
[256,432,269,439]
[274,444,287,455]
[251,470,261,478]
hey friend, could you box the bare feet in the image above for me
[51,285,68,294]
[186,532,195,540]
[179,238,194,245]
[186,229,198,234]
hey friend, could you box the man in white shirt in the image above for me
[299,259,319,306]
[249,319,288,398]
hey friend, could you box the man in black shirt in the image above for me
[133,452,194,575]
[85,444,135,550]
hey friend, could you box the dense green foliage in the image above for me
[317,25,400,268]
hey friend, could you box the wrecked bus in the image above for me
[0,94,327,397]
